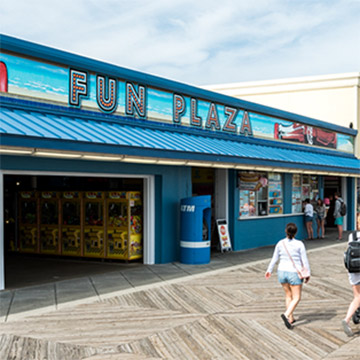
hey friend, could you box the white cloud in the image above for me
[1,0,359,85]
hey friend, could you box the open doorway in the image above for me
[1,172,154,290]
[324,176,342,228]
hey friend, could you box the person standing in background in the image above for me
[334,192,344,240]
[315,199,326,239]
[304,198,314,240]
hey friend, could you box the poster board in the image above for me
[216,219,232,252]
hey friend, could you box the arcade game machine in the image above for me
[83,192,105,258]
[18,191,39,253]
[40,191,61,255]
[106,191,143,261]
[61,191,82,257]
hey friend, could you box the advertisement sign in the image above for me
[239,172,268,191]
[216,219,232,252]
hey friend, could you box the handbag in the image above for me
[297,266,311,279]
[282,240,310,279]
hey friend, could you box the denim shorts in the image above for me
[277,270,303,285]
[305,215,313,223]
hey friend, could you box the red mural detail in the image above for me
[0,61,8,92]
[274,122,337,148]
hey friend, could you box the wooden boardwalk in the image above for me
[1,243,359,359]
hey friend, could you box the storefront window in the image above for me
[268,173,283,215]
[292,174,319,213]
[304,175,319,203]
[238,171,283,218]
[292,174,302,213]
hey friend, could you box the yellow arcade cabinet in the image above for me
[106,191,143,260]
[18,191,39,253]
[83,192,105,258]
[61,191,82,257]
[40,191,61,255]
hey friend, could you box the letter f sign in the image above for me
[69,69,87,107]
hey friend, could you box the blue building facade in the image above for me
[0,35,359,290]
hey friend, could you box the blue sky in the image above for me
[1,0,359,86]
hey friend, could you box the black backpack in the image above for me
[340,200,347,216]
[344,231,360,273]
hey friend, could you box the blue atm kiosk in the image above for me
[180,195,211,264]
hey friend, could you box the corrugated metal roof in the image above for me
[1,104,359,174]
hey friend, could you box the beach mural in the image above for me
[0,52,355,153]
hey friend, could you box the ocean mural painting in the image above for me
[0,52,355,153]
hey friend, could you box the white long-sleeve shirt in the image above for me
[304,203,313,217]
[266,237,311,275]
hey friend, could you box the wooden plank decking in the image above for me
[0,243,359,359]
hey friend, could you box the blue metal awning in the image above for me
[1,99,359,175]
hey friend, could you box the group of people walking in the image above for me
[265,222,360,337]
[303,192,345,241]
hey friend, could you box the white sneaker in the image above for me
[342,320,353,337]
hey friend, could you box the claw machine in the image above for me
[61,191,82,257]
[40,191,61,255]
[18,191,39,253]
[106,191,143,260]
[84,192,105,258]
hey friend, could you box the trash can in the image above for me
[180,195,211,264]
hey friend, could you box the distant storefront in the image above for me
[205,73,360,230]
[1,35,359,290]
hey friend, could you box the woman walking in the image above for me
[265,223,311,329]
[342,231,360,337]
[315,198,326,238]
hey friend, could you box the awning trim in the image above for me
[1,100,359,175]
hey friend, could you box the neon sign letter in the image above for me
[173,94,186,124]
[69,69,87,107]
[223,107,237,133]
[205,103,220,130]
[126,82,146,118]
[239,111,253,136]
[190,98,202,127]
[97,75,117,113]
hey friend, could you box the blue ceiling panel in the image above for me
[1,103,359,174]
